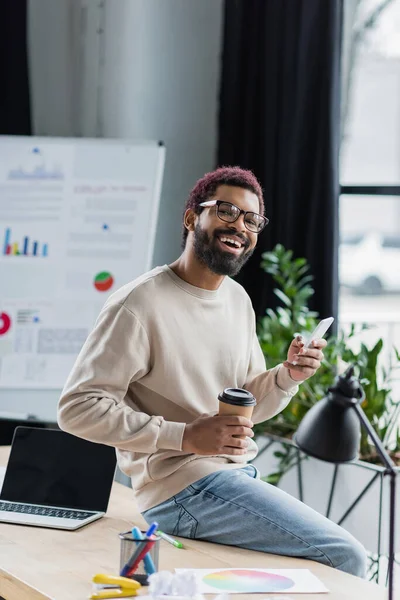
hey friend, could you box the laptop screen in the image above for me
[0,427,117,512]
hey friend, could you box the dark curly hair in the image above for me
[181,166,264,249]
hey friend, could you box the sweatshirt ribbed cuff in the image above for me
[276,364,299,393]
[157,420,186,451]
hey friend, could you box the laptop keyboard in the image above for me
[0,501,94,520]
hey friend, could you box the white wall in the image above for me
[28,0,82,136]
[3,0,223,422]
[97,0,223,264]
[29,0,224,264]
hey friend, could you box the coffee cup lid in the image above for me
[218,388,256,407]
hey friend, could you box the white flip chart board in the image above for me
[0,136,165,400]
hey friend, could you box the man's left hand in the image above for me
[283,335,327,382]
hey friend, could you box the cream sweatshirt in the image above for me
[58,265,298,511]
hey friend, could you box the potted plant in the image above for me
[254,244,400,565]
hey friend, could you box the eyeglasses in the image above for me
[199,200,269,233]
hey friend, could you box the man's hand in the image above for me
[182,415,254,456]
[283,335,327,382]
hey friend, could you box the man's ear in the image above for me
[184,208,197,233]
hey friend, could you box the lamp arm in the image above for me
[353,403,396,474]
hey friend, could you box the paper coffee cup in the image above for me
[218,388,256,438]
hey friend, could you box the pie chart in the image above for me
[203,569,294,593]
[0,312,11,335]
[94,271,114,292]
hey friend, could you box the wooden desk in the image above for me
[0,447,388,600]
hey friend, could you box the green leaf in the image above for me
[294,257,307,267]
[273,451,286,459]
[265,309,277,320]
[296,265,311,278]
[263,472,282,486]
[296,275,314,289]
[274,289,292,307]
[261,251,279,263]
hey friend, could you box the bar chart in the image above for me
[7,147,64,181]
[2,228,49,257]
[7,164,63,181]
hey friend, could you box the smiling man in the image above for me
[58,167,366,577]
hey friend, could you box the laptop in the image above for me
[0,426,117,530]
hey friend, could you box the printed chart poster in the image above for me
[0,300,95,389]
[0,139,164,388]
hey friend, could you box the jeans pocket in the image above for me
[241,464,260,479]
[172,503,198,539]
[142,497,177,533]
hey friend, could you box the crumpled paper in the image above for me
[147,571,229,600]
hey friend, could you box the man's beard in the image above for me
[193,223,254,276]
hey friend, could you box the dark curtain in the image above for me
[0,1,33,443]
[217,0,342,323]
[0,0,32,134]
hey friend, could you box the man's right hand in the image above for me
[182,415,254,456]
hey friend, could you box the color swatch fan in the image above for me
[176,568,329,594]
[205,569,292,592]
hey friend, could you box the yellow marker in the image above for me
[90,573,141,599]
[12,242,18,255]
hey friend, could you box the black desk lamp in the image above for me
[294,365,397,600]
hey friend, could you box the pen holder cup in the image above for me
[119,531,160,586]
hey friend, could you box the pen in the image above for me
[132,526,156,574]
[120,522,158,577]
[126,538,155,577]
[156,530,184,549]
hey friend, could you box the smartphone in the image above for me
[302,317,334,348]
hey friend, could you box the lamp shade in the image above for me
[294,366,363,463]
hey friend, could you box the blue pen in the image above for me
[120,522,158,577]
[132,526,156,575]
[144,522,158,538]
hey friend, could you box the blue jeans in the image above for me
[143,466,367,578]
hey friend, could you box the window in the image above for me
[382,235,400,249]
[341,0,400,184]
[339,0,400,379]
